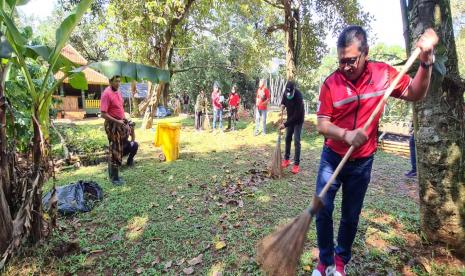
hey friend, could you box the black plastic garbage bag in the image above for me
[42,180,103,215]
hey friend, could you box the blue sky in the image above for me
[18,0,405,48]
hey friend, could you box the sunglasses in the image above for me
[338,54,362,68]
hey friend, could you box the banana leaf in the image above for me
[89,61,170,84]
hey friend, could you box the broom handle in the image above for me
[318,47,421,199]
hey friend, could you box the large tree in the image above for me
[263,0,371,80]
[106,0,197,129]
[404,0,465,254]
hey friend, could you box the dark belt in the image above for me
[324,146,374,163]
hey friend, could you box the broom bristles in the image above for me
[204,112,210,130]
[256,210,313,276]
[269,134,283,178]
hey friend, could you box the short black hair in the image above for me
[337,25,368,54]
[110,75,121,82]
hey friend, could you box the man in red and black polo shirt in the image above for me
[312,26,438,276]
[101,75,129,185]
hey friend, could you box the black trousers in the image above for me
[195,111,203,130]
[123,141,139,163]
[227,107,238,129]
[284,123,303,165]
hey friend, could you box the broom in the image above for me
[256,47,422,276]
[203,108,211,131]
[269,111,284,178]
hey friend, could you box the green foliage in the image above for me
[51,124,107,156]
[169,34,264,109]
[89,61,171,84]
[0,0,93,144]
[5,77,33,152]
[370,43,406,64]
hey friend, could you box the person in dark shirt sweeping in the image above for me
[279,81,305,174]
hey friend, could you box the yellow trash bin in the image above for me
[154,122,181,162]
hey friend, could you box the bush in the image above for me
[51,124,107,158]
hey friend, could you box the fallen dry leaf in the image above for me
[226,199,239,206]
[176,258,185,266]
[136,267,143,274]
[149,202,160,208]
[215,241,226,250]
[183,267,194,275]
[167,205,174,210]
[187,254,203,266]
[203,243,211,252]
[164,260,173,269]
[151,256,161,266]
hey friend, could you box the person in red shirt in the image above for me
[312,26,438,276]
[211,85,223,131]
[100,75,129,185]
[255,79,270,135]
[227,85,240,131]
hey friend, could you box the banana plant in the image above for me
[1,0,93,148]
[0,0,93,259]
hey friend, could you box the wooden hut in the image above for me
[54,44,109,120]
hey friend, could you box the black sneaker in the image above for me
[405,170,417,178]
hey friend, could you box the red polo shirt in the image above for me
[256,87,270,110]
[211,91,222,109]
[317,61,412,158]
[100,86,125,120]
[229,93,240,107]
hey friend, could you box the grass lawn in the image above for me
[5,113,465,275]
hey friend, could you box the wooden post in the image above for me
[81,90,86,109]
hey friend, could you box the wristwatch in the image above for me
[420,54,435,69]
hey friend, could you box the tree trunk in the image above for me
[30,115,43,243]
[284,0,296,80]
[141,83,163,129]
[162,83,170,107]
[400,0,411,54]
[130,80,140,117]
[0,66,12,254]
[408,0,465,254]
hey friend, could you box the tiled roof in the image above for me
[55,44,109,86]
[60,44,87,65]
[55,67,109,86]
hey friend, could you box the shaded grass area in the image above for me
[5,113,465,275]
